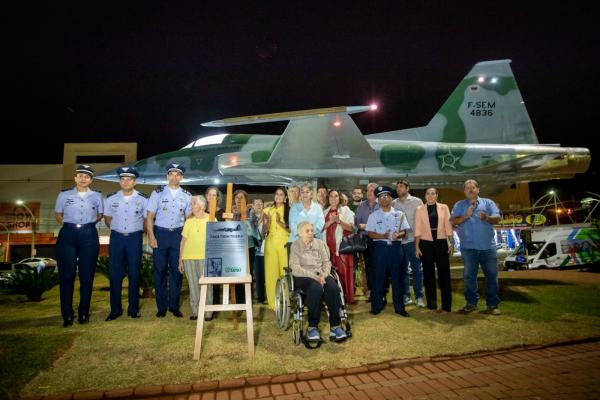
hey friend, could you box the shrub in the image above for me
[95,254,154,298]
[139,255,154,298]
[0,268,59,301]
[96,255,110,278]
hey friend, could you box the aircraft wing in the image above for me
[266,113,381,170]
[210,106,383,172]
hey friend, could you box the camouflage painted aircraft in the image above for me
[97,60,590,191]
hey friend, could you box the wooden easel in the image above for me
[193,182,255,360]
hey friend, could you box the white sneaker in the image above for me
[416,298,425,307]
[404,297,413,305]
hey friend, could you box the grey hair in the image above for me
[463,179,479,189]
[297,220,313,232]
[192,195,207,209]
[367,182,379,191]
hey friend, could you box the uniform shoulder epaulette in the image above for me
[93,189,102,194]
[154,185,165,193]
[61,187,72,192]
[137,191,149,199]
[181,188,192,196]
[106,191,118,198]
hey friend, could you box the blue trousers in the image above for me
[402,241,423,299]
[294,276,341,328]
[371,241,406,313]
[153,226,183,312]
[56,223,99,320]
[461,248,500,308]
[108,230,143,315]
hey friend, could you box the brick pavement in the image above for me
[23,338,600,400]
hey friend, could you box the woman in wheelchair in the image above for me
[289,221,347,342]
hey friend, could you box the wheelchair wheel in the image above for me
[292,319,302,345]
[275,275,291,330]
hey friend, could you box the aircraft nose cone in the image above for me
[94,168,121,182]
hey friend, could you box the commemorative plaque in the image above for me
[205,221,247,277]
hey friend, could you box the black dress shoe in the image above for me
[105,313,122,321]
[169,309,183,318]
[370,309,382,315]
[204,314,214,321]
[395,309,410,317]
[190,315,198,321]
[128,312,141,319]
[78,314,90,324]
[156,310,166,318]
[63,318,74,328]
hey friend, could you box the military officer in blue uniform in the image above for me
[54,164,103,327]
[366,186,411,317]
[104,167,148,321]
[146,163,192,318]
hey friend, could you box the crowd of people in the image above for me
[54,164,503,333]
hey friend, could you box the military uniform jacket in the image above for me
[147,185,192,229]
[366,207,411,244]
[55,188,103,224]
[104,190,149,233]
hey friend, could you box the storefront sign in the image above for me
[501,213,546,226]
[0,202,40,232]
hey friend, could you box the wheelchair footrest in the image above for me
[301,335,324,349]
[329,335,349,343]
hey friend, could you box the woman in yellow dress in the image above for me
[263,187,290,309]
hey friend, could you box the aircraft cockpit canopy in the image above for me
[182,133,229,149]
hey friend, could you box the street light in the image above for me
[0,222,10,262]
[550,190,559,225]
[16,200,35,257]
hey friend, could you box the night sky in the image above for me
[4,2,598,198]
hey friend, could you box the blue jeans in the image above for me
[402,241,423,299]
[461,248,500,308]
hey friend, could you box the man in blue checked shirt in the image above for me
[103,166,148,321]
[146,163,192,318]
[450,179,502,316]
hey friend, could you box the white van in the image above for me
[504,225,600,270]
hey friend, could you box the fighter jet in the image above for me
[96,60,590,191]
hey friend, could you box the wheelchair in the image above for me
[275,266,352,349]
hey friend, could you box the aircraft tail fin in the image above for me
[372,60,539,144]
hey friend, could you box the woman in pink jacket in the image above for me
[414,187,455,312]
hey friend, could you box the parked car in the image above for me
[13,257,57,271]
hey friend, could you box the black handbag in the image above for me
[339,232,368,254]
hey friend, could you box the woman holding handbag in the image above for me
[323,189,356,304]
[414,187,455,312]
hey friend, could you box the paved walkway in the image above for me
[30,338,600,400]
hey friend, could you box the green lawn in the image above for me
[1,272,600,399]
